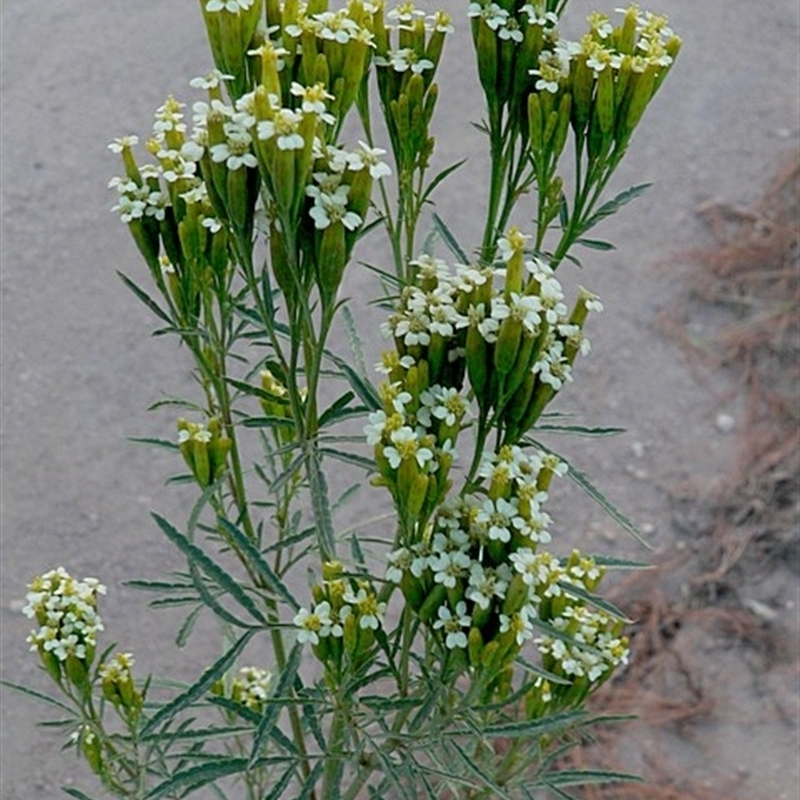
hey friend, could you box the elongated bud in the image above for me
[418,583,447,623]
[317,220,347,301]
[494,316,523,376]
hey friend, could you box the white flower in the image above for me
[349,141,392,180]
[257,108,305,150]
[108,135,139,154]
[206,0,254,12]
[209,124,257,170]
[189,70,233,90]
[293,606,322,645]
[499,607,534,645]
[433,601,471,649]
[429,550,471,589]
[364,410,388,445]
[343,587,386,630]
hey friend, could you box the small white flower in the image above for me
[433,601,471,649]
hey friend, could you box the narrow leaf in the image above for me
[556,581,633,622]
[218,518,299,611]
[341,304,367,376]
[575,238,616,251]
[533,423,625,437]
[141,630,255,737]
[175,604,203,648]
[318,391,357,429]
[62,788,99,800]
[152,513,268,622]
[296,761,326,800]
[117,271,172,325]
[249,644,302,767]
[431,212,469,263]
[241,415,296,429]
[581,183,651,233]
[420,159,467,206]
[263,764,297,799]
[326,352,381,411]
[307,450,336,560]
[451,741,514,800]
[126,436,179,451]
[319,448,375,473]
[0,681,73,713]
[537,769,642,788]
[591,554,653,570]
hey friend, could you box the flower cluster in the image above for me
[99,652,142,715]
[372,231,601,456]
[230,666,273,712]
[24,567,106,687]
[294,562,386,675]
[177,417,232,488]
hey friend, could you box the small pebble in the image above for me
[743,597,778,622]
[715,412,736,434]
[640,522,656,536]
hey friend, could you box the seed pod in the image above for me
[466,322,490,399]
[317,220,347,301]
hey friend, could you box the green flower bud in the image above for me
[466,321,490,400]
[81,728,103,776]
[570,55,594,136]
[468,626,484,669]
[317,219,347,301]
[417,583,447,624]
[400,571,425,611]
[494,316,523,376]
[501,573,529,616]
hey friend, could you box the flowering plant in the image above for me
[11,1,678,797]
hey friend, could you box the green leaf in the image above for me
[175,604,203,648]
[263,763,298,799]
[464,709,586,740]
[142,630,254,738]
[306,450,336,560]
[319,391,360,429]
[528,441,651,549]
[420,159,467,206]
[590,554,653,570]
[537,769,642,788]
[144,757,282,799]
[241,415,296,429]
[0,681,73,714]
[62,788,99,800]
[249,644,303,766]
[126,436,179,451]
[450,741,515,800]
[581,183,651,233]
[188,563,255,630]
[152,513,269,623]
[124,579,194,592]
[341,304,367,376]
[326,352,381,411]
[575,238,616,251]
[218,518,299,611]
[533,423,625,437]
[558,192,570,229]
[556,581,633,623]
[117,271,172,326]
[431,212,469,263]
[319,447,376,473]
[296,761,326,800]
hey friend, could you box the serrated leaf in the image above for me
[117,271,172,326]
[431,212,469,263]
[319,448,376,473]
[450,741,515,800]
[319,391,359,429]
[590,554,653,570]
[142,630,254,738]
[249,644,302,767]
[326,352,381,411]
[0,681,73,714]
[296,761,325,800]
[341,304,367,376]
[152,513,268,623]
[176,604,203,648]
[143,757,272,799]
[241,415,296,429]
[307,450,336,561]
[263,763,297,799]
[124,579,194,593]
[218,518,300,611]
[189,563,255,630]
[533,423,625,437]
[226,377,290,406]
[537,768,642,788]
[581,183,651,233]
[529,441,651,549]
[453,709,585,740]
[556,581,633,622]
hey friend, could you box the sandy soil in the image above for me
[1,1,798,798]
